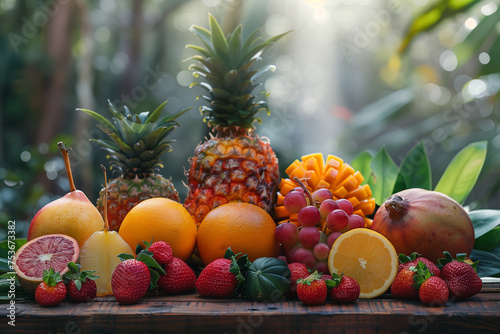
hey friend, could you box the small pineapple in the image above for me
[184,14,290,225]
[80,101,188,231]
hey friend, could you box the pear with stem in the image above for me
[79,165,136,297]
[28,142,104,247]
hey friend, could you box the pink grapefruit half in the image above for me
[13,234,79,294]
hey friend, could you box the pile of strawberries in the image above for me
[391,252,483,306]
[287,262,360,306]
[34,245,483,308]
[35,263,98,307]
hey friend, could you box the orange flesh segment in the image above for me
[328,229,398,299]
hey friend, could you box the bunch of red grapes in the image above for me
[275,187,365,273]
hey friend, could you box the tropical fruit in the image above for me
[370,188,475,263]
[119,197,197,261]
[28,142,104,247]
[183,14,289,225]
[80,166,136,297]
[13,234,80,294]
[80,101,188,231]
[196,202,280,265]
[328,228,399,299]
[275,153,376,229]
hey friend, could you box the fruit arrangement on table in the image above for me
[6,14,499,309]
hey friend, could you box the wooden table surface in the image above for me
[2,283,500,334]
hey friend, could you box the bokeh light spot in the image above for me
[439,50,458,72]
[465,79,487,98]
[464,17,478,30]
[20,151,31,162]
[479,52,490,65]
[177,70,193,87]
[481,2,498,16]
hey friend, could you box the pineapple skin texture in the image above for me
[184,133,280,226]
[96,173,180,231]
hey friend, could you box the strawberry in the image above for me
[399,252,441,277]
[147,241,173,265]
[158,257,197,294]
[321,274,332,281]
[111,259,151,305]
[391,268,419,300]
[196,258,242,298]
[418,276,448,306]
[286,262,310,299]
[35,268,67,307]
[438,252,482,300]
[296,271,327,306]
[63,262,98,302]
[327,273,360,303]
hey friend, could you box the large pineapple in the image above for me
[80,101,188,231]
[184,15,289,225]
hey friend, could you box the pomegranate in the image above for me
[371,188,474,264]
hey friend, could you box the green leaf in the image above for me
[149,269,160,290]
[224,247,236,259]
[208,14,229,60]
[470,248,500,277]
[454,8,500,67]
[474,226,500,252]
[0,238,26,258]
[350,88,414,130]
[78,108,117,133]
[480,34,500,75]
[434,141,487,204]
[0,272,34,300]
[67,262,80,274]
[469,210,500,238]
[350,151,373,185]
[399,0,482,53]
[393,141,432,193]
[136,251,166,275]
[118,253,135,261]
[367,147,399,206]
[0,259,12,273]
[145,101,168,124]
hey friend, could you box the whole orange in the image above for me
[197,202,280,265]
[118,198,197,261]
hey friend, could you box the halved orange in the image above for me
[327,228,398,299]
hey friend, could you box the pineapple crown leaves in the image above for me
[62,262,99,291]
[42,268,63,287]
[186,14,291,129]
[118,244,166,291]
[78,101,190,176]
